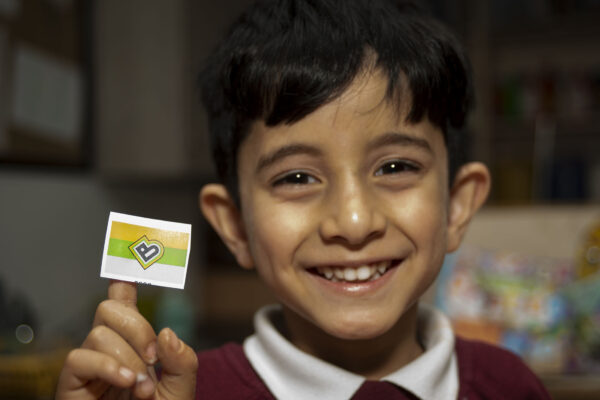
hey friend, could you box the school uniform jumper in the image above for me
[194,305,550,400]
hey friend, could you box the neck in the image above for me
[280,304,424,380]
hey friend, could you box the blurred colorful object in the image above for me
[438,219,600,375]
[576,222,600,278]
[564,221,600,372]
[436,246,574,374]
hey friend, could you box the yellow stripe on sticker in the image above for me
[110,221,190,250]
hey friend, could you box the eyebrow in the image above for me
[255,143,323,173]
[367,132,433,154]
[255,132,432,173]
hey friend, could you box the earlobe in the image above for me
[446,162,491,252]
[199,184,254,269]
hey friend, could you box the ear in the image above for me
[199,184,254,269]
[446,162,491,253]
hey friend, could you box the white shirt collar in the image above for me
[243,303,458,400]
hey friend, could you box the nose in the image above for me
[319,180,387,246]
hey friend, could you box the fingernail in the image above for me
[136,372,148,383]
[136,373,154,396]
[145,341,157,364]
[168,329,183,353]
[119,366,134,381]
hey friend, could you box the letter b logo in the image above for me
[129,235,164,269]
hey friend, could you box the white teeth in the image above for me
[315,261,394,283]
[370,272,382,281]
[343,268,357,281]
[356,266,371,281]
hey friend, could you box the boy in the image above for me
[57,0,551,398]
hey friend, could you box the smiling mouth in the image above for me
[309,260,400,283]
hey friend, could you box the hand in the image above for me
[56,280,198,399]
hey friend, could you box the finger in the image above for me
[108,280,138,308]
[134,372,156,399]
[81,326,158,399]
[155,328,198,400]
[83,325,149,374]
[56,348,136,399]
[93,299,157,365]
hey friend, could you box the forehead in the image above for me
[293,69,415,131]
[239,70,446,168]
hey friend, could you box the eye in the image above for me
[374,160,420,176]
[272,171,319,186]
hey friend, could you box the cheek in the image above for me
[387,177,449,256]
[243,194,313,269]
[390,185,448,301]
[243,200,319,304]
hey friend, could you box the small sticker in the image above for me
[100,212,192,289]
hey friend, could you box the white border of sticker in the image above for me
[100,212,192,289]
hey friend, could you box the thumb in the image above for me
[155,328,198,399]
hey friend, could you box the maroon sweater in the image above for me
[195,337,550,399]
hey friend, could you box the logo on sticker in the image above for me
[129,235,164,270]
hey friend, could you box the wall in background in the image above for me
[0,170,206,343]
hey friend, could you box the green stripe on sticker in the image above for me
[107,238,135,260]
[107,238,186,267]
[159,247,188,267]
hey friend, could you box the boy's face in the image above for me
[203,70,489,341]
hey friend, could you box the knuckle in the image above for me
[189,353,199,371]
[64,348,82,366]
[184,346,199,370]
[87,325,110,345]
[95,299,115,318]
[99,356,118,375]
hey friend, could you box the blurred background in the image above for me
[0,0,598,398]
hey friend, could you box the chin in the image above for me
[321,314,395,341]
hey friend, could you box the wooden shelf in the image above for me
[492,12,600,46]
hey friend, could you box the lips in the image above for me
[308,260,400,283]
